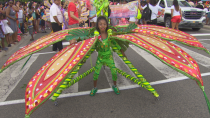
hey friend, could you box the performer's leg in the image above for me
[90,59,103,96]
[106,56,119,94]
[93,59,103,83]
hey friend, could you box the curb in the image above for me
[0,33,31,59]
[203,25,210,29]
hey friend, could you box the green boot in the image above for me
[90,88,98,96]
[112,85,120,95]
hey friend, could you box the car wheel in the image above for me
[192,28,200,31]
[165,17,171,28]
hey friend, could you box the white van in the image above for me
[157,0,206,31]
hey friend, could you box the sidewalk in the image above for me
[0,33,31,59]
[203,24,210,29]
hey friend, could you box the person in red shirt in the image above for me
[68,0,83,44]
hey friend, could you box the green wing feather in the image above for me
[110,23,137,35]
[65,28,95,41]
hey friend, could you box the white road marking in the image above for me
[0,55,39,102]
[190,33,210,36]
[130,46,184,78]
[1,72,210,106]
[32,52,57,55]
[198,39,210,41]
[174,43,210,67]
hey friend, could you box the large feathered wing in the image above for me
[25,37,97,118]
[132,25,210,54]
[0,27,92,73]
[112,33,203,86]
[112,32,210,113]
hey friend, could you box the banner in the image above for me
[109,1,138,18]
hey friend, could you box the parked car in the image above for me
[157,0,206,31]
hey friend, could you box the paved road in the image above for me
[0,26,210,118]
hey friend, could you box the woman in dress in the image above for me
[6,0,19,42]
[2,13,13,47]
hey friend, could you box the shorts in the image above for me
[40,20,45,26]
[171,15,181,23]
[36,14,40,20]
[207,13,210,18]
[28,27,33,35]
[129,17,136,22]
[18,18,23,23]
[90,17,97,23]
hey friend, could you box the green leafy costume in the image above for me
[94,36,117,81]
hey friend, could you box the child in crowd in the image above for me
[1,14,13,47]
[89,0,97,27]
[27,14,34,41]
[40,9,46,33]
[0,14,8,51]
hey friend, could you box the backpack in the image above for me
[141,3,151,22]
[136,9,142,19]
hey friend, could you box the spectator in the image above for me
[35,4,40,33]
[206,5,210,25]
[6,0,19,43]
[17,2,24,34]
[204,5,209,25]
[0,13,8,51]
[40,8,46,33]
[188,0,194,7]
[139,0,165,25]
[68,0,83,44]
[0,2,6,14]
[50,0,63,51]
[171,0,182,30]
[2,13,13,47]
[196,1,204,9]
[28,2,36,34]
[89,0,97,27]
[27,14,34,41]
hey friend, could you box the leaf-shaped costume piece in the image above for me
[132,25,210,54]
[0,31,68,73]
[112,32,210,114]
[25,37,98,118]
[113,33,203,86]
[0,27,91,73]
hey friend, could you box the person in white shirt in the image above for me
[139,0,165,25]
[204,5,209,25]
[171,0,182,30]
[188,0,194,7]
[50,0,63,51]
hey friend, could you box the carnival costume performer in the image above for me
[90,16,119,96]
[1,0,210,118]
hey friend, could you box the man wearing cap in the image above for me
[196,1,204,9]
[50,0,63,51]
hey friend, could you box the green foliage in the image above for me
[65,28,95,41]
[110,23,137,35]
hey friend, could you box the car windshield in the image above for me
[166,0,191,7]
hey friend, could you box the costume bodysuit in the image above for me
[93,35,117,81]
